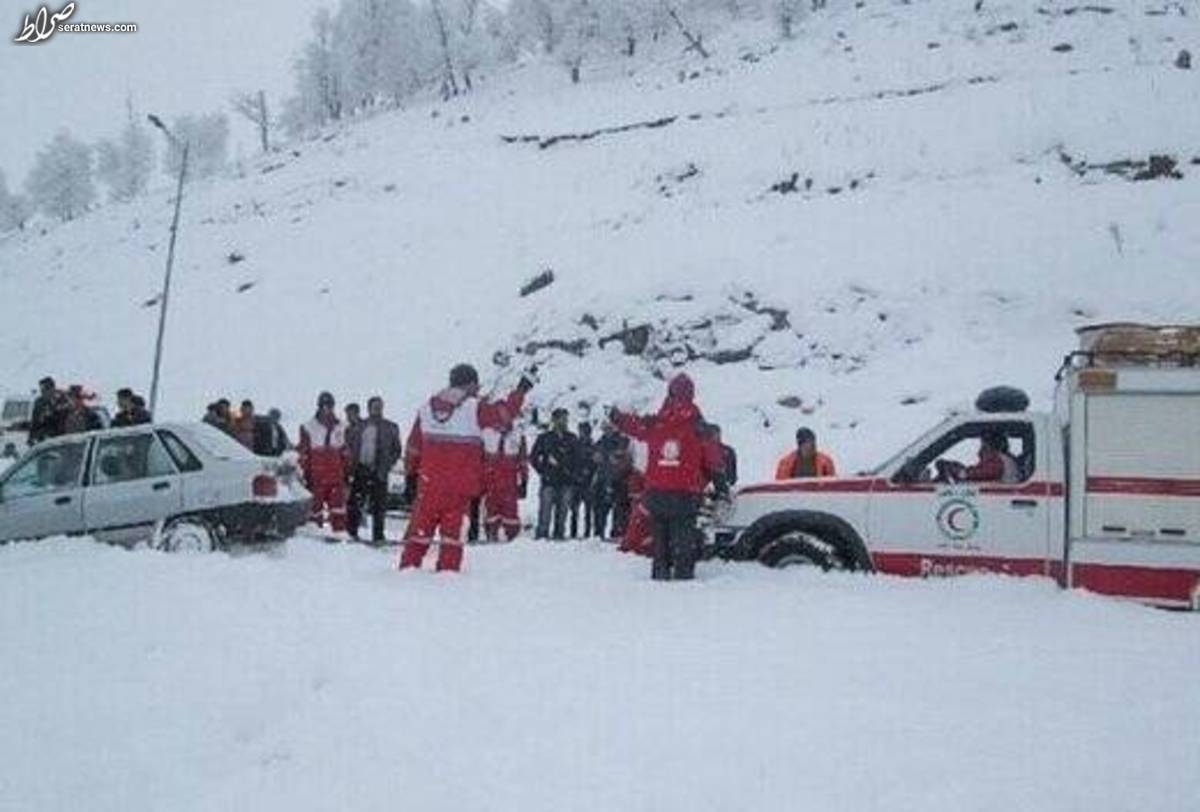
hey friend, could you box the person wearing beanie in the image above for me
[774,427,837,480]
[609,373,726,581]
[399,363,536,572]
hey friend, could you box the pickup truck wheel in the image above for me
[759,532,846,571]
[153,519,216,554]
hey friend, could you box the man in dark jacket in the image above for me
[30,376,67,444]
[611,374,727,581]
[570,421,596,538]
[61,386,102,435]
[590,422,629,539]
[345,396,403,543]
[710,424,738,487]
[112,388,152,427]
[253,408,291,457]
[530,408,579,540]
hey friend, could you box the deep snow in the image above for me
[1,537,1198,812]
[2,3,1200,809]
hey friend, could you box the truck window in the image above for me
[895,422,1035,484]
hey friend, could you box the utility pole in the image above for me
[146,114,188,419]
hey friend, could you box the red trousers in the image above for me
[399,488,471,571]
[309,477,347,532]
[618,499,652,557]
[483,470,521,541]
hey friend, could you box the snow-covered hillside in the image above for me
[1,537,1197,812]
[2,0,1197,476]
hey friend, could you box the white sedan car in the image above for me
[0,422,310,551]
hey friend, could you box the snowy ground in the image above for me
[3,3,1200,809]
[1,537,1198,811]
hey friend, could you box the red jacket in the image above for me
[483,427,528,483]
[298,415,348,483]
[613,397,722,495]
[406,386,526,497]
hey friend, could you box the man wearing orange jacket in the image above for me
[775,427,836,480]
[399,364,535,572]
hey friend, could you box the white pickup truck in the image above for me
[715,324,1200,609]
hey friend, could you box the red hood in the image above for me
[656,396,701,427]
[429,386,470,424]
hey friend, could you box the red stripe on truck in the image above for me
[1072,563,1200,605]
[1087,476,1200,498]
[738,479,1064,497]
[874,552,1198,605]
[871,551,1058,579]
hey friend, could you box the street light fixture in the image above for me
[146,114,189,419]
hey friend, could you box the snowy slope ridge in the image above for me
[2,537,1199,812]
[1,0,1198,478]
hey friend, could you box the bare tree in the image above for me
[430,0,460,98]
[663,3,709,58]
[232,90,272,154]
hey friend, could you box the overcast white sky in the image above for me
[1,0,331,181]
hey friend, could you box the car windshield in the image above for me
[184,423,257,461]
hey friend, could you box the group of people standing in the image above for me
[26,377,151,445]
[20,363,840,582]
[201,398,291,457]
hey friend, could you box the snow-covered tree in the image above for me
[163,113,230,179]
[335,0,413,110]
[509,0,564,54]
[231,90,272,154]
[557,0,603,82]
[595,0,665,58]
[25,130,96,222]
[0,170,33,232]
[95,118,154,202]
[283,8,346,136]
[775,0,803,38]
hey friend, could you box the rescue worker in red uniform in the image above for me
[617,441,651,555]
[611,374,727,581]
[399,364,535,572]
[298,391,349,532]
[481,423,528,541]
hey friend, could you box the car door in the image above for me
[0,439,89,541]
[870,419,1050,576]
[83,430,182,544]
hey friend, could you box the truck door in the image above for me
[871,419,1054,576]
[83,430,182,544]
[0,439,89,541]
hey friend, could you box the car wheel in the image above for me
[758,529,855,571]
[154,519,216,554]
